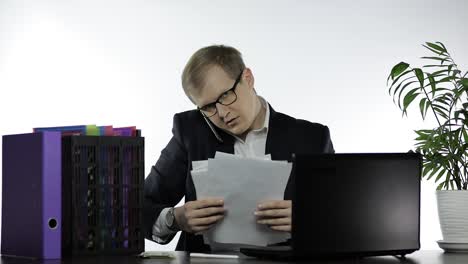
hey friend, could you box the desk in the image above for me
[1,250,467,264]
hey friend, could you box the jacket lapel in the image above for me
[209,104,291,159]
[265,105,293,161]
[214,126,235,155]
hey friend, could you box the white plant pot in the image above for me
[436,190,468,243]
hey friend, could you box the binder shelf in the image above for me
[62,136,144,256]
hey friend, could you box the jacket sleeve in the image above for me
[143,114,188,243]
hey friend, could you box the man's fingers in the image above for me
[188,214,224,227]
[255,208,290,218]
[189,198,224,210]
[269,225,291,232]
[189,206,225,218]
[257,217,290,226]
[257,200,291,210]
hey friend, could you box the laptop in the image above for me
[240,153,421,260]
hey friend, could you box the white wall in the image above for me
[1,0,467,252]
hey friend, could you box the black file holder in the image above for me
[62,135,144,256]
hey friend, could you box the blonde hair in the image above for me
[181,45,245,103]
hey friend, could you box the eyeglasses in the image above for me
[198,69,243,118]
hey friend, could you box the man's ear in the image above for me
[243,67,255,89]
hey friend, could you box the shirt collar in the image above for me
[227,96,269,143]
[252,96,270,133]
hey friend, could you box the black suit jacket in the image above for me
[143,104,334,252]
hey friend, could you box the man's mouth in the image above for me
[226,117,238,126]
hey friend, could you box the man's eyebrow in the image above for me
[200,97,217,108]
[201,78,234,106]
[203,88,226,106]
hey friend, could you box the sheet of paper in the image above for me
[192,152,292,246]
[215,151,271,161]
[192,160,208,172]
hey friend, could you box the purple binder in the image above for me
[1,131,62,259]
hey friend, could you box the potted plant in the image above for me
[387,41,468,252]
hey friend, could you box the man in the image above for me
[144,45,334,253]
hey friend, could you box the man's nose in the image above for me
[216,103,229,120]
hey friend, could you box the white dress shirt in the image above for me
[152,97,270,244]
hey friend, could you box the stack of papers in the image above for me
[191,152,292,247]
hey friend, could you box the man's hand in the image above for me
[174,198,225,234]
[255,200,292,232]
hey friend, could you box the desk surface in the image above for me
[1,250,467,264]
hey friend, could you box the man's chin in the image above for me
[224,126,246,137]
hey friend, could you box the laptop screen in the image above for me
[292,153,421,256]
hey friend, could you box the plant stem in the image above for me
[415,66,461,189]
[446,52,468,189]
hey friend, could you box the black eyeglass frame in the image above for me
[197,69,244,118]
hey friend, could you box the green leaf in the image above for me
[425,100,432,117]
[434,97,452,107]
[430,67,453,76]
[433,107,449,119]
[421,56,449,64]
[438,76,456,83]
[428,74,436,97]
[423,44,446,56]
[455,87,465,98]
[392,80,418,102]
[448,153,465,165]
[433,88,452,92]
[448,64,453,75]
[427,165,442,180]
[444,170,452,184]
[426,42,447,52]
[422,162,433,177]
[436,42,448,52]
[415,129,433,141]
[422,64,450,68]
[389,62,410,82]
[432,102,449,112]
[398,87,419,109]
[388,72,415,95]
[426,168,440,180]
[425,73,450,81]
[426,42,447,53]
[437,181,445,190]
[434,168,447,182]
[455,109,467,121]
[414,68,425,87]
[403,91,420,113]
[419,98,427,119]
[460,78,468,88]
[414,129,432,139]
